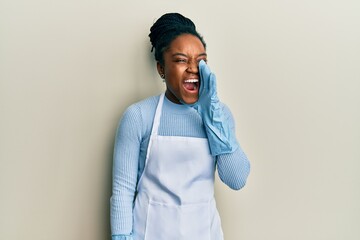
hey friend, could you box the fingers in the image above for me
[209,73,217,93]
[199,60,217,94]
[199,60,211,91]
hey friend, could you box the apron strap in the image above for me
[142,93,165,178]
[150,93,165,136]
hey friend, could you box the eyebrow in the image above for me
[172,52,207,58]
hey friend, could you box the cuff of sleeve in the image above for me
[112,234,133,240]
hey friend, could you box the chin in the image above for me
[181,97,198,105]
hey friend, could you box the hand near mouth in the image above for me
[190,60,239,156]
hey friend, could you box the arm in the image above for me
[191,60,250,189]
[189,60,239,156]
[216,105,250,190]
[110,105,142,240]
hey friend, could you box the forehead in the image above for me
[166,34,206,54]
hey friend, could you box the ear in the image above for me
[157,62,164,76]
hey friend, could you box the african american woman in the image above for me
[110,13,250,240]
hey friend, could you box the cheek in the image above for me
[164,68,176,82]
[166,65,186,78]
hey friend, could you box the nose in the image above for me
[186,59,199,73]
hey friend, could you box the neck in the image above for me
[165,90,182,104]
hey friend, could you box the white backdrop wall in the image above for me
[1,1,359,240]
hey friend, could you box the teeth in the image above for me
[184,79,199,83]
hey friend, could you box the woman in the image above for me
[111,13,250,240]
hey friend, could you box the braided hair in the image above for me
[149,13,206,65]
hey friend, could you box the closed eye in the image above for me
[174,59,187,63]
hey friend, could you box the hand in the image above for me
[191,60,239,156]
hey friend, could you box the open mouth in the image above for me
[183,79,199,92]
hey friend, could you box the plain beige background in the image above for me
[1,0,359,239]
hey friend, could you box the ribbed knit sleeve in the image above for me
[111,234,133,240]
[111,104,142,236]
[217,148,250,190]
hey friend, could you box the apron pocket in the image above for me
[145,200,211,240]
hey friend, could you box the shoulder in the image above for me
[119,95,160,135]
[132,95,160,110]
[124,95,159,119]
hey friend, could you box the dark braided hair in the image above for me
[149,13,206,65]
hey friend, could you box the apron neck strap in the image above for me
[151,93,165,135]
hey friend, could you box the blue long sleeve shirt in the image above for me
[110,94,250,239]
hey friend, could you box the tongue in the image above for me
[184,82,196,91]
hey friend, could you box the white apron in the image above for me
[133,94,223,240]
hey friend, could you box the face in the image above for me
[157,34,207,104]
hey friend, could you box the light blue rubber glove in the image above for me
[192,60,239,156]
